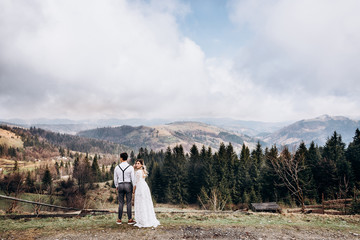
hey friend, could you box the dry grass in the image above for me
[0,129,23,149]
[0,211,359,240]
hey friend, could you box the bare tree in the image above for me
[339,175,350,199]
[198,187,229,211]
[0,172,25,213]
[269,147,306,212]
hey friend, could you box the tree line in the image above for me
[140,129,360,210]
[1,124,360,212]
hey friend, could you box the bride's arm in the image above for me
[133,170,141,193]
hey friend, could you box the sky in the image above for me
[1,0,360,122]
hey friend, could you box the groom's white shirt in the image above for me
[114,162,135,188]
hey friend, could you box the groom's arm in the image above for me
[131,167,136,193]
[130,167,135,186]
[114,166,119,190]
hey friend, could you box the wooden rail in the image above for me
[287,196,356,215]
[0,194,80,211]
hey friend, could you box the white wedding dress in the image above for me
[134,170,160,228]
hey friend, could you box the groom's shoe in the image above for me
[116,219,122,225]
[128,219,135,225]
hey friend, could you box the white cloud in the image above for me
[0,0,210,119]
[1,0,360,122]
[228,0,360,120]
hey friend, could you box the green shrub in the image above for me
[107,194,114,203]
[350,200,360,214]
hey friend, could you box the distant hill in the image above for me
[28,127,131,155]
[0,124,131,155]
[193,118,289,136]
[3,115,360,151]
[0,117,289,136]
[262,115,360,147]
[0,128,24,149]
[78,121,264,153]
[24,124,99,135]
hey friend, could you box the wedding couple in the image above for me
[114,152,160,228]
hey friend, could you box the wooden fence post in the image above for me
[322,193,325,214]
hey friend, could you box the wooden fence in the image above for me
[288,193,357,215]
[0,194,116,219]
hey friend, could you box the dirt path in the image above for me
[17,225,359,240]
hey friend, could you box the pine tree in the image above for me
[226,143,238,204]
[42,166,52,192]
[232,153,242,204]
[317,156,337,199]
[130,151,136,165]
[162,147,174,203]
[172,145,188,204]
[322,131,352,198]
[249,142,263,201]
[83,154,93,185]
[25,171,35,193]
[213,143,231,204]
[307,141,322,201]
[150,162,165,203]
[73,156,80,175]
[188,144,201,203]
[110,162,116,180]
[297,142,317,201]
[101,164,106,180]
[213,143,227,184]
[239,144,251,201]
[294,142,315,206]
[137,147,146,159]
[261,146,278,202]
[346,128,360,187]
[59,147,65,157]
[91,154,101,182]
[200,146,215,190]
[73,155,93,194]
[54,162,60,178]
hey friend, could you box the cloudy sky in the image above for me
[1,0,360,122]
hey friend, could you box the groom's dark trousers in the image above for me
[118,182,133,220]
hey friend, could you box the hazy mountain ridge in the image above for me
[263,115,360,147]
[0,117,289,136]
[78,121,263,153]
[3,115,360,151]
[189,118,290,136]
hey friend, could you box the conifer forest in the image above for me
[1,125,360,213]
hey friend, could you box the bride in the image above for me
[133,159,160,228]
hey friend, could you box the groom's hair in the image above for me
[120,152,128,160]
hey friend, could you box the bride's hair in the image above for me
[136,159,148,177]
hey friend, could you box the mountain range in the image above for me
[77,121,264,153]
[1,115,359,152]
[0,117,288,135]
[262,115,360,147]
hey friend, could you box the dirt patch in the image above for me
[18,225,360,240]
[1,228,41,240]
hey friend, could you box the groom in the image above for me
[114,152,135,225]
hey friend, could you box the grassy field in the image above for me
[0,210,359,239]
[0,158,45,175]
[1,186,360,239]
[0,129,23,149]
